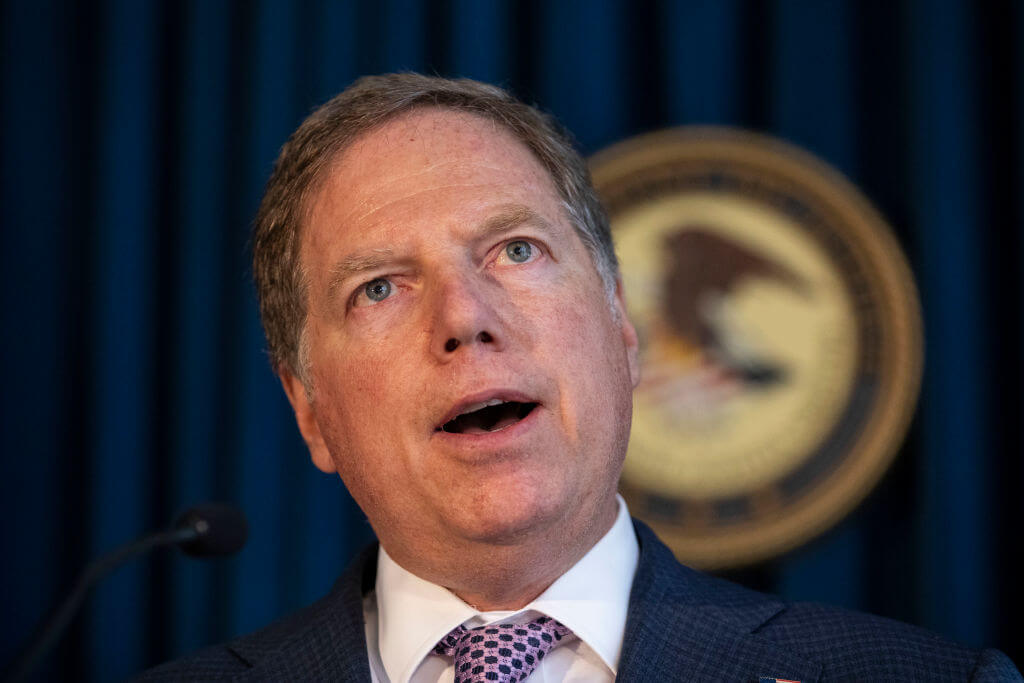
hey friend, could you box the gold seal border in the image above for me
[593,127,924,569]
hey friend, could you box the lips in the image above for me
[437,392,540,435]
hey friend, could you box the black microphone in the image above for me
[5,503,248,683]
[174,503,248,557]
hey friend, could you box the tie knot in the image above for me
[433,616,575,683]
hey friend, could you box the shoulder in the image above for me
[757,601,1019,681]
[133,594,359,682]
[627,520,1021,681]
[134,544,376,682]
[133,643,248,682]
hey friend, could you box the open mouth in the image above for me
[438,400,538,434]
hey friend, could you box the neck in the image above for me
[383,494,619,611]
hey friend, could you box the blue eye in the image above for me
[363,278,392,303]
[505,240,533,263]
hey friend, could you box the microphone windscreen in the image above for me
[174,503,249,557]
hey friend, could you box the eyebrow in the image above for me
[325,203,553,299]
[326,247,398,301]
[478,204,550,240]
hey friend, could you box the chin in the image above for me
[446,481,570,545]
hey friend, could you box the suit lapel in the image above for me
[229,544,378,682]
[215,523,822,682]
[617,522,821,683]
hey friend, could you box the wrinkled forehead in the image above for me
[297,109,568,267]
[311,109,559,228]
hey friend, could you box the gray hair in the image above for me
[252,73,619,382]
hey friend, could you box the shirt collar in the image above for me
[375,496,639,683]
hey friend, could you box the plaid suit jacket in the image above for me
[138,520,1021,681]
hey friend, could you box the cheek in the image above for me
[548,287,633,431]
[550,307,597,376]
[315,316,413,393]
[541,280,617,368]
[314,350,387,408]
[309,343,406,465]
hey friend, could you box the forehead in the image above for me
[304,108,563,249]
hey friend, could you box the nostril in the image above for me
[444,338,459,352]
[478,331,493,343]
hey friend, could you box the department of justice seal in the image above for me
[591,128,922,569]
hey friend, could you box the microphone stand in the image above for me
[5,525,200,683]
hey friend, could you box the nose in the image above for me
[428,271,506,360]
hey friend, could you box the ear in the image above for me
[613,277,641,388]
[280,371,337,474]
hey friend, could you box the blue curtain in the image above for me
[1,1,1021,680]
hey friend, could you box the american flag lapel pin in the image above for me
[760,678,801,683]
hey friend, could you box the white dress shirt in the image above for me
[362,496,640,683]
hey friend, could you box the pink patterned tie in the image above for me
[433,615,575,683]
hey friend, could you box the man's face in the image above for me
[286,108,639,558]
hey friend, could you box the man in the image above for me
[141,74,1021,681]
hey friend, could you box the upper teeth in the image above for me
[460,398,506,415]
